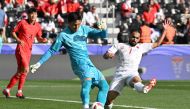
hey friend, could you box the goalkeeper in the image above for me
[30,12,109,109]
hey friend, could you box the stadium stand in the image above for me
[0,0,190,44]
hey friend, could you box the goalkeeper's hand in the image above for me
[97,20,107,30]
[30,62,41,73]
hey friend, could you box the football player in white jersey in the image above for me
[104,20,172,109]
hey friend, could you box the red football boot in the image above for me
[2,89,11,98]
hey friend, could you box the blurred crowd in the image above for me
[115,0,190,44]
[0,0,102,44]
[0,0,190,44]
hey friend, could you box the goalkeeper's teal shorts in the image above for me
[73,63,105,85]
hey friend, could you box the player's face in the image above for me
[68,20,81,32]
[129,31,140,46]
[28,12,37,23]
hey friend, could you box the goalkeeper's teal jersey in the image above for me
[38,25,107,80]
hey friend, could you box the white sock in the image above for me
[83,104,89,109]
[6,89,10,92]
[18,90,22,93]
[134,82,145,93]
[105,103,113,109]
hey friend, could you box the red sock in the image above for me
[7,73,20,89]
[18,73,27,90]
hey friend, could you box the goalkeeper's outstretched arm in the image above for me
[30,48,56,73]
[30,38,63,73]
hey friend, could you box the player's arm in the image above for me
[12,21,24,45]
[152,20,171,48]
[87,21,108,38]
[103,44,118,59]
[36,26,48,43]
[30,35,63,73]
[12,31,24,45]
[103,51,115,59]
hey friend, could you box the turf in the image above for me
[0,80,190,109]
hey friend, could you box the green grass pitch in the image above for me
[0,80,190,109]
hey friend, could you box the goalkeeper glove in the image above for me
[30,62,41,73]
[97,20,107,30]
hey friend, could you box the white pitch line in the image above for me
[24,97,157,109]
[0,85,80,88]
[113,104,157,109]
[1,84,190,88]
[0,96,157,109]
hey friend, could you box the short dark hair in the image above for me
[67,12,82,23]
[27,7,37,14]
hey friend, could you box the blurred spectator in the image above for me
[27,0,38,8]
[5,0,12,4]
[184,18,190,44]
[175,22,187,44]
[150,27,161,43]
[129,14,142,32]
[162,17,176,44]
[86,6,99,27]
[4,0,14,10]
[121,0,134,21]
[25,1,35,9]
[57,0,68,28]
[77,6,88,25]
[20,12,28,20]
[40,0,59,18]
[142,0,160,25]
[57,0,67,21]
[41,17,57,43]
[0,28,3,54]
[4,0,26,10]
[37,0,48,17]
[67,0,80,13]
[80,0,91,13]
[117,24,129,43]
[57,14,65,28]
[14,0,26,7]
[0,2,7,42]
[155,8,165,24]
[140,21,152,43]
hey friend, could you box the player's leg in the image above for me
[129,76,156,93]
[17,66,29,99]
[92,70,109,106]
[80,78,92,109]
[105,74,125,109]
[143,78,157,93]
[104,91,119,109]
[131,76,145,92]
[96,79,109,106]
[3,72,20,98]
[3,53,22,98]
[16,53,30,98]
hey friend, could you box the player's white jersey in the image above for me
[108,43,153,73]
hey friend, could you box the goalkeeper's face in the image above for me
[129,31,140,46]
[68,20,82,33]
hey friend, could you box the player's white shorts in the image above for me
[109,71,140,94]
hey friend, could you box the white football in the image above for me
[91,102,104,109]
